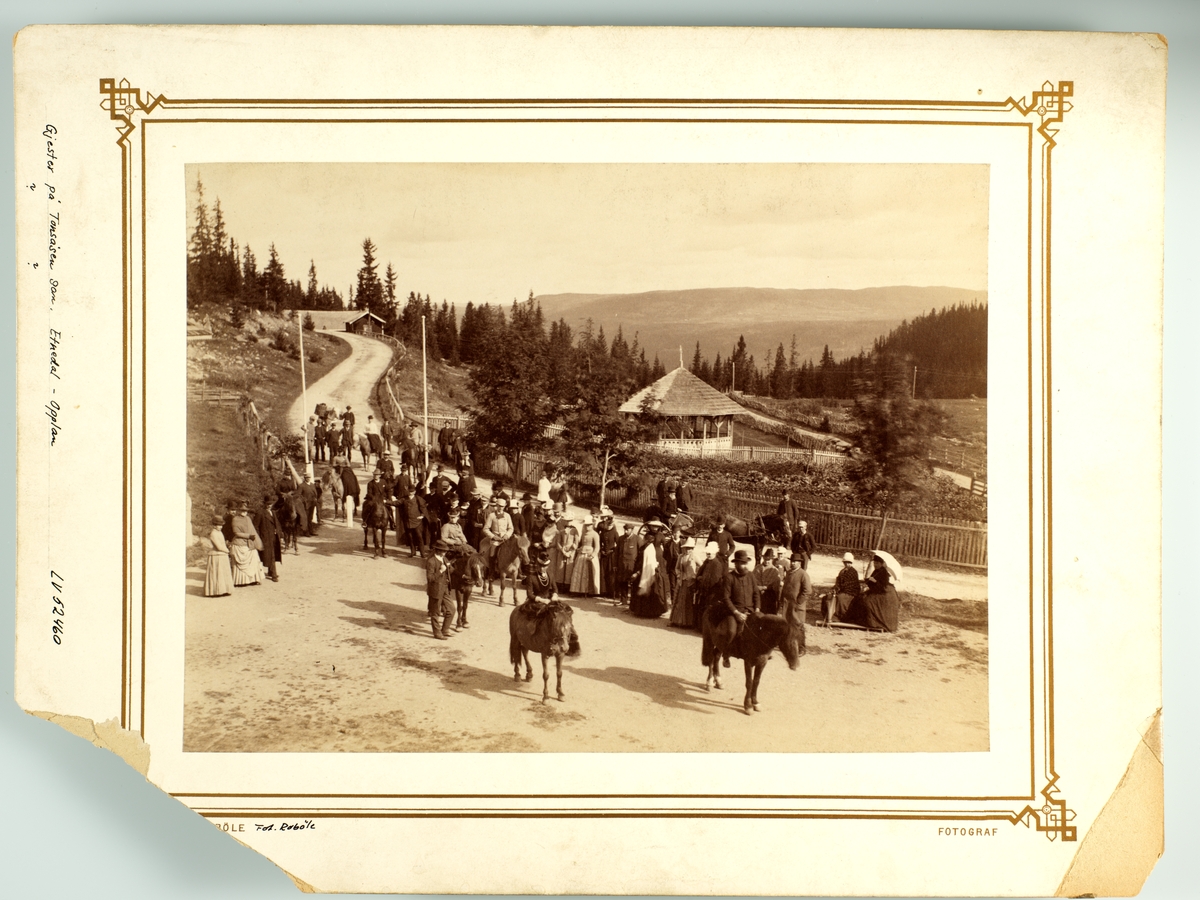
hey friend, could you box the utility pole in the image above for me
[299,312,312,479]
[912,366,917,399]
[422,315,430,473]
[731,362,736,393]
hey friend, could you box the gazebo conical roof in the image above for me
[618,366,747,417]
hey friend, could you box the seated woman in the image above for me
[845,554,900,632]
[823,552,861,624]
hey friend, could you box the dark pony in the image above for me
[360,496,390,557]
[490,534,530,606]
[701,596,806,715]
[273,491,305,554]
[509,599,581,703]
[755,513,792,546]
[448,550,488,631]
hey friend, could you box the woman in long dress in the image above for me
[550,517,578,593]
[847,555,900,632]
[692,540,728,629]
[569,516,601,596]
[228,501,265,587]
[204,516,234,597]
[669,538,699,628]
[630,523,672,618]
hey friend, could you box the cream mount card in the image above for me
[14,25,1164,896]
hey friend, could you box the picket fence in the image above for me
[483,451,986,569]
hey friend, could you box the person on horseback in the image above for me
[525,549,557,604]
[440,508,471,555]
[481,496,514,589]
[710,548,761,666]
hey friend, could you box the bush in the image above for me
[819,414,832,433]
[229,304,246,328]
[303,312,316,332]
[271,329,294,354]
[308,348,323,364]
[288,347,301,361]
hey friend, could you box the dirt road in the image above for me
[287,332,393,434]
[184,521,986,753]
[189,339,988,753]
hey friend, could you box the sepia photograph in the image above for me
[183,162,990,754]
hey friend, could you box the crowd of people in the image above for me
[204,407,902,639]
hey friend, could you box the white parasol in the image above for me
[870,549,903,585]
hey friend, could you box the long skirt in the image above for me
[204,550,234,596]
[549,547,575,586]
[229,540,264,586]
[847,587,900,632]
[669,577,696,628]
[569,554,601,595]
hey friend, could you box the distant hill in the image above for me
[534,286,987,368]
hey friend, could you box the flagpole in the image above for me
[298,311,312,479]
[422,315,429,475]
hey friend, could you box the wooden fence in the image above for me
[187,384,242,406]
[484,451,986,569]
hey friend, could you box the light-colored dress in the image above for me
[229,513,264,586]
[204,528,234,597]
[569,527,601,595]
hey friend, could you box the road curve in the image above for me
[286,332,394,435]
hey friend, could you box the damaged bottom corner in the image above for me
[26,709,151,777]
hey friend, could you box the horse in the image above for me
[360,495,390,557]
[700,596,806,715]
[509,599,581,703]
[273,491,305,554]
[489,533,530,605]
[357,433,374,469]
[755,513,792,547]
[448,549,488,631]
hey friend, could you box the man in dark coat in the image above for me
[298,474,319,536]
[790,519,816,570]
[596,508,619,598]
[398,488,427,558]
[254,495,282,582]
[777,490,801,533]
[341,405,356,446]
[425,540,454,640]
[456,466,478,504]
[339,464,361,519]
[676,479,693,513]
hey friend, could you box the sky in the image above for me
[185,162,989,307]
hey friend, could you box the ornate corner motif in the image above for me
[1013,775,1078,841]
[1009,80,1074,148]
[99,78,165,145]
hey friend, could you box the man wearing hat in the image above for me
[596,507,619,599]
[824,552,862,625]
[509,498,528,538]
[614,522,638,605]
[481,496,515,590]
[711,548,761,656]
[425,540,455,640]
[791,519,816,570]
[440,506,470,555]
[397,488,427,559]
[466,490,488,551]
[755,547,784,615]
[781,550,813,622]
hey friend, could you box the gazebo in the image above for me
[618,366,747,454]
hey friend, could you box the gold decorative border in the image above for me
[109,78,1073,838]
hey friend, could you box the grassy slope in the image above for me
[385,350,474,419]
[187,305,355,540]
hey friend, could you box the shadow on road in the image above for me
[338,598,430,633]
[569,665,727,714]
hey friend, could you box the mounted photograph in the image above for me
[183,161,990,754]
